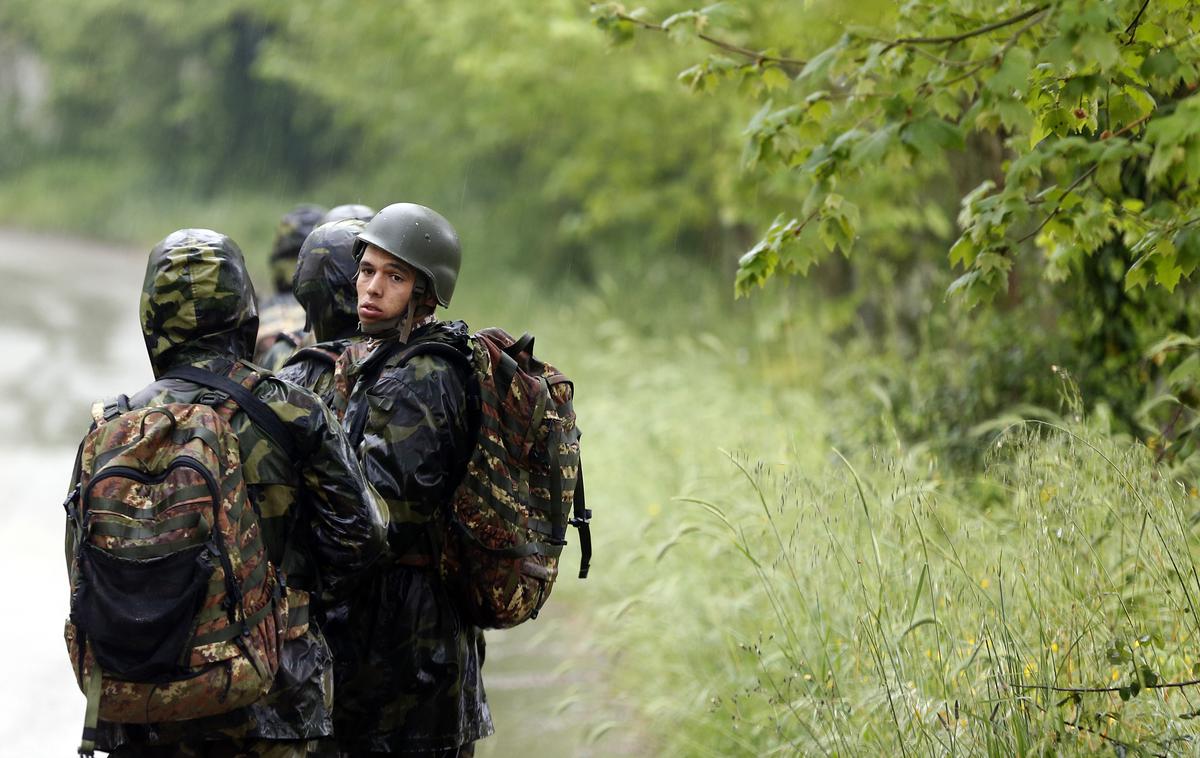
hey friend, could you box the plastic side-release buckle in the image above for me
[196,389,230,407]
[568,508,592,528]
[63,485,80,520]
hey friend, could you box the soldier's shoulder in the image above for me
[253,370,325,417]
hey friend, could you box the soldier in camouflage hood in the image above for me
[321,203,376,225]
[80,228,388,756]
[330,204,492,755]
[275,218,367,404]
[255,203,327,367]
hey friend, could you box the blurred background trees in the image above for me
[2,0,1199,460]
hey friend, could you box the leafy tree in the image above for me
[593,0,1200,304]
[592,0,1200,448]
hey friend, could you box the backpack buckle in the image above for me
[569,508,592,527]
[196,389,230,407]
[62,485,79,516]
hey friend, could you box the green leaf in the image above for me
[798,38,845,83]
[901,116,964,157]
[1125,255,1152,291]
[1142,49,1181,83]
[975,252,1012,274]
[1077,30,1119,71]
[850,124,899,167]
[985,47,1033,97]
[1135,22,1165,46]
[760,66,790,92]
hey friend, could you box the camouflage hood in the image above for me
[293,219,364,342]
[140,228,259,376]
[270,203,327,293]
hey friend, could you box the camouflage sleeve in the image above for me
[359,355,471,554]
[276,355,338,407]
[260,379,389,589]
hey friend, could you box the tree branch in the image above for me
[1104,111,1153,139]
[1154,404,1186,465]
[614,12,806,67]
[1015,165,1099,245]
[1125,0,1152,42]
[935,9,1050,88]
[880,5,1050,54]
[1016,676,1200,694]
[1023,698,1161,757]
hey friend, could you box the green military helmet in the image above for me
[352,203,461,307]
[270,203,327,293]
[141,228,258,375]
[321,204,376,224]
[292,218,366,342]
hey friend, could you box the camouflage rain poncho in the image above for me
[77,229,387,749]
[328,319,493,753]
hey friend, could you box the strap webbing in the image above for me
[571,463,592,579]
[162,366,297,461]
[346,340,473,449]
[284,345,339,369]
[78,654,102,757]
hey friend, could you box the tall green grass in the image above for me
[580,371,1200,755]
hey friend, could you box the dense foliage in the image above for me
[593,1,1200,301]
[592,0,1200,466]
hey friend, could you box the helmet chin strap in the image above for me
[358,279,429,342]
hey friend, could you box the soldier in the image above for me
[274,218,369,405]
[320,203,376,225]
[258,204,377,372]
[255,203,327,368]
[81,228,388,757]
[332,203,492,756]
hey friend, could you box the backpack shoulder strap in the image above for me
[89,394,130,426]
[283,345,339,369]
[345,340,476,450]
[162,365,299,461]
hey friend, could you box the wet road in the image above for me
[0,230,148,754]
[0,230,627,756]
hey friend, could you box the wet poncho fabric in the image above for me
[330,320,494,752]
[81,229,387,748]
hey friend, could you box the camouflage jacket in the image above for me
[257,328,314,372]
[328,320,493,752]
[275,337,359,408]
[81,229,388,748]
[254,292,307,365]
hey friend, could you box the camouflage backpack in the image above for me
[350,327,591,629]
[64,366,294,756]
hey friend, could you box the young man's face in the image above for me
[356,244,419,326]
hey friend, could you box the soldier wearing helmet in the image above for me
[274,218,367,404]
[329,203,493,755]
[320,203,376,225]
[254,203,326,367]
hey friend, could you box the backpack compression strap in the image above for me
[570,462,592,579]
[161,365,298,461]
